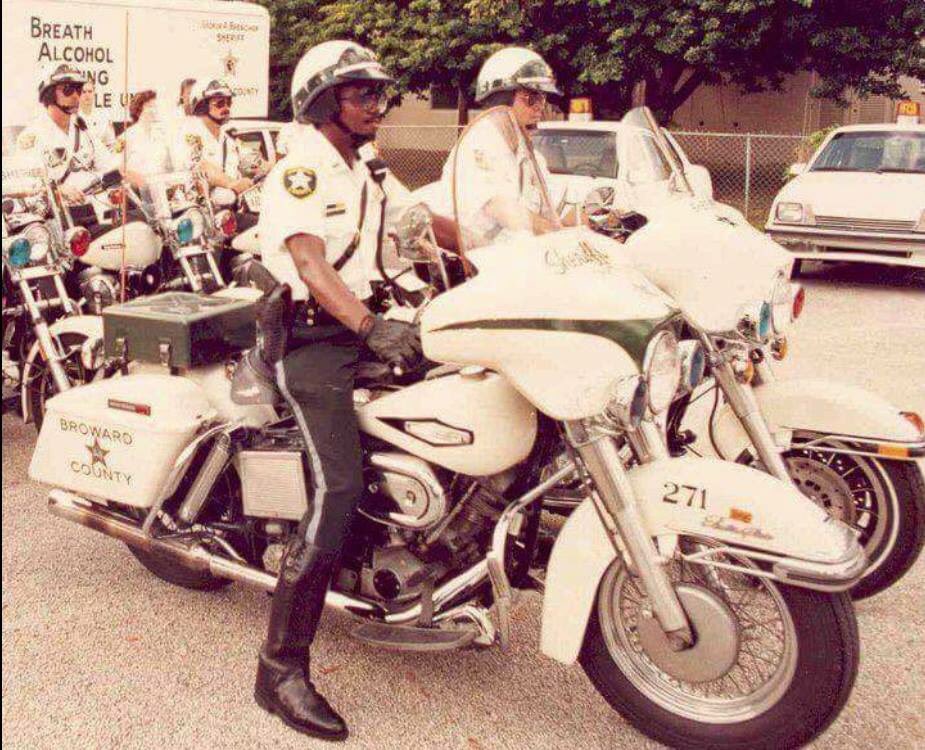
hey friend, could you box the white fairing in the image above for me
[29,374,217,507]
[421,228,677,420]
[357,371,537,476]
[81,221,161,270]
[541,456,851,664]
[712,378,925,459]
[621,202,791,332]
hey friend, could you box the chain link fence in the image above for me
[378,125,812,226]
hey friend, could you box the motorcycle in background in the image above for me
[1,158,111,429]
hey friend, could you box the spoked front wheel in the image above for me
[580,542,859,750]
[784,437,925,599]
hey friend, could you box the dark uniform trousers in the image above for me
[274,321,363,553]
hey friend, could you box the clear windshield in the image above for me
[533,129,618,178]
[811,131,925,174]
[140,170,200,219]
[451,107,562,254]
[619,107,692,194]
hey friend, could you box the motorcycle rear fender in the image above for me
[540,455,864,665]
[21,315,104,423]
[713,378,925,461]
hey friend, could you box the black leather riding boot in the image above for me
[254,539,348,741]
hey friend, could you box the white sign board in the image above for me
[2,0,269,132]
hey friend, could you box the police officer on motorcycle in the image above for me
[440,48,578,248]
[172,78,254,194]
[249,40,457,741]
[15,64,141,204]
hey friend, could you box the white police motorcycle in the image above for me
[29,107,865,750]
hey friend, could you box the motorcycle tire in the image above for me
[783,441,925,600]
[125,544,231,591]
[27,332,88,432]
[580,556,859,750]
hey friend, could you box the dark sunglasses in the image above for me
[210,97,232,109]
[338,89,388,113]
[517,90,547,108]
[59,83,83,96]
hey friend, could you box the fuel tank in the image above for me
[357,369,537,476]
[82,220,161,270]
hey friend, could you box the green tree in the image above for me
[257,0,925,124]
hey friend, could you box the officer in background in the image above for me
[15,64,141,204]
[78,79,116,151]
[249,40,457,741]
[438,47,574,249]
[171,78,253,194]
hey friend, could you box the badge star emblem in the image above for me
[284,167,317,198]
[86,438,109,468]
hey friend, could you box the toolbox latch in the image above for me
[158,340,172,367]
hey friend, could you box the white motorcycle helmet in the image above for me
[189,78,235,116]
[475,47,561,106]
[38,64,87,107]
[290,40,394,124]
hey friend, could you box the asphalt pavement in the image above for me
[3,261,924,750]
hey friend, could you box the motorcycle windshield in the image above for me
[1,154,46,200]
[619,106,692,195]
[450,107,563,256]
[141,171,199,219]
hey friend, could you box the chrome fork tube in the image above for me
[178,255,203,292]
[567,422,692,646]
[627,419,672,463]
[710,356,792,482]
[18,279,72,394]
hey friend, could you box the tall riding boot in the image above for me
[254,539,348,741]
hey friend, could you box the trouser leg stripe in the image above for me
[275,360,327,544]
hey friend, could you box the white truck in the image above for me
[2,0,270,153]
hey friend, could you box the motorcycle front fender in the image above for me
[539,455,865,665]
[712,378,925,461]
[21,315,104,422]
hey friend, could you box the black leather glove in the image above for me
[360,315,421,371]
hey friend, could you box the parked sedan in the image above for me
[766,123,925,271]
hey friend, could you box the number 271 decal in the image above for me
[662,482,707,510]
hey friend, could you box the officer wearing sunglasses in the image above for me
[15,64,137,205]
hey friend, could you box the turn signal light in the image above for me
[215,209,237,237]
[108,188,124,207]
[901,411,925,437]
[66,226,91,257]
[791,284,805,320]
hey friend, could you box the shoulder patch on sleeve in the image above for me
[283,166,317,198]
[17,131,36,150]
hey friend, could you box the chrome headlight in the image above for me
[173,208,206,245]
[643,330,682,414]
[23,223,53,263]
[775,202,805,224]
[677,340,707,393]
[736,301,772,344]
[605,375,648,429]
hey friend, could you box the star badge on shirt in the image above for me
[284,167,317,199]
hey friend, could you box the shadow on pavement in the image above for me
[796,260,925,290]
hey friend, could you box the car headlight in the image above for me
[643,330,682,414]
[23,223,53,263]
[775,202,805,224]
[736,301,773,344]
[677,340,707,393]
[605,375,648,429]
[173,208,205,245]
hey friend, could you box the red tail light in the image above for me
[215,209,237,238]
[67,226,91,257]
[791,284,805,320]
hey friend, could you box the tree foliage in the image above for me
[256,0,925,124]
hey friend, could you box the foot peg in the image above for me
[351,622,478,652]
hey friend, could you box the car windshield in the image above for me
[533,130,618,178]
[811,131,925,174]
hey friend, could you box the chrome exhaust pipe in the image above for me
[48,490,491,620]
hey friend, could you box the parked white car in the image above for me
[533,120,728,218]
[766,123,925,270]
